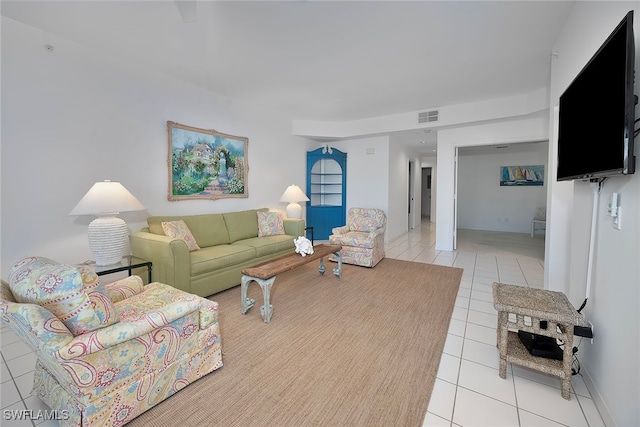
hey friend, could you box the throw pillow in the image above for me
[76,265,119,326]
[162,220,201,251]
[257,211,285,237]
[8,256,117,336]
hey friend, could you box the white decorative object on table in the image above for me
[294,236,314,257]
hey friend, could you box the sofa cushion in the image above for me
[233,235,295,257]
[8,257,117,336]
[148,214,229,247]
[223,208,267,243]
[189,245,257,275]
[257,211,285,237]
[162,220,201,251]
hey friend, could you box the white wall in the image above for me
[316,136,390,233]
[435,114,550,250]
[315,135,420,243]
[1,17,309,275]
[548,3,640,426]
[457,144,548,233]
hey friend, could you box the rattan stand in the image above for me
[492,283,587,400]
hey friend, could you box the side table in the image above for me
[85,255,153,283]
[492,282,587,400]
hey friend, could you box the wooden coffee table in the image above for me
[240,244,342,323]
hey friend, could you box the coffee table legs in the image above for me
[241,275,276,323]
[241,250,343,323]
[319,252,342,277]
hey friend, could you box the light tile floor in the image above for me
[385,219,605,427]
[0,218,606,426]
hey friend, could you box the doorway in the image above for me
[421,167,432,220]
[408,160,416,229]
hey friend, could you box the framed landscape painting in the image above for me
[168,121,248,200]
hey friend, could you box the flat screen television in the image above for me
[557,11,636,181]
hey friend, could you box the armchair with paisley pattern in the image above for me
[329,207,386,267]
[0,256,222,426]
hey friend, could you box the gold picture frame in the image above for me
[168,121,248,200]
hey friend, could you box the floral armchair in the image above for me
[0,256,222,427]
[329,208,386,267]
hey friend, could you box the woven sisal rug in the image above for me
[128,258,462,427]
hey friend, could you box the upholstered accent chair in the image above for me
[329,207,386,267]
[0,256,222,427]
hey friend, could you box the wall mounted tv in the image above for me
[557,10,636,181]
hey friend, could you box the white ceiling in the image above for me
[1,0,575,153]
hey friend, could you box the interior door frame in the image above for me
[453,147,459,250]
[408,160,416,229]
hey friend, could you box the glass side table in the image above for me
[84,255,152,283]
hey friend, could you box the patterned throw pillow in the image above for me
[257,211,285,237]
[8,257,118,336]
[76,265,119,326]
[161,220,201,251]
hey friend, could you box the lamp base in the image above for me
[88,215,128,266]
[286,202,303,219]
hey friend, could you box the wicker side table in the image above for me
[492,283,587,400]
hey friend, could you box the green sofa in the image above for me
[130,208,305,297]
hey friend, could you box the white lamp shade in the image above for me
[279,185,309,203]
[69,181,145,216]
[70,181,145,266]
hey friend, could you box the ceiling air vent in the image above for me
[418,110,439,124]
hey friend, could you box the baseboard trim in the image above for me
[581,364,615,427]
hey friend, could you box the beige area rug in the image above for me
[129,258,462,427]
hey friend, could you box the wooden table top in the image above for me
[241,244,342,280]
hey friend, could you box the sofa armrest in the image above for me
[331,225,349,235]
[283,218,305,236]
[130,231,192,293]
[104,276,144,303]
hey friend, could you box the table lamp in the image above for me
[279,184,309,219]
[69,180,145,266]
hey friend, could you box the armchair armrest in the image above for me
[0,300,74,356]
[57,295,201,359]
[369,226,386,238]
[332,225,349,235]
[199,299,219,329]
[130,230,192,293]
[104,275,144,303]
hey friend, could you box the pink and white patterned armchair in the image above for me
[329,207,386,267]
[0,256,222,426]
